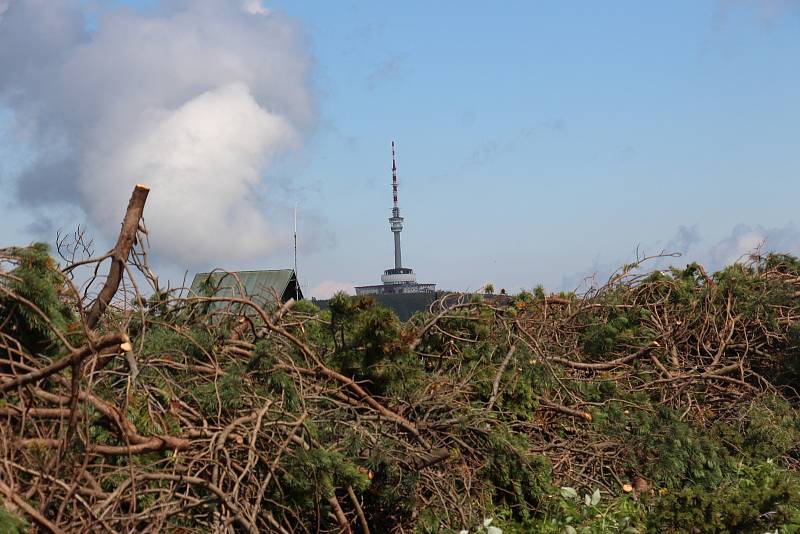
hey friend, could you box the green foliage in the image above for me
[738,395,800,460]
[279,447,370,510]
[5,238,800,532]
[650,461,800,533]
[0,505,26,534]
[362,456,420,530]
[490,345,551,419]
[482,489,645,534]
[139,323,215,361]
[249,339,300,411]
[600,403,727,489]
[195,363,246,414]
[481,430,552,521]
[763,254,800,276]
[327,293,421,396]
[509,290,534,309]
[580,303,652,359]
[416,307,494,357]
[781,319,800,385]
[313,258,800,531]
[291,298,320,315]
[0,243,74,352]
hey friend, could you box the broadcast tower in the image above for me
[354,142,436,295]
[389,141,405,270]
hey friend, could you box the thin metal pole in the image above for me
[294,204,299,300]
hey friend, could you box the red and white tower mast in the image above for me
[389,141,404,269]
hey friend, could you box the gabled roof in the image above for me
[189,269,302,309]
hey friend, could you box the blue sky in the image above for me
[1,1,799,296]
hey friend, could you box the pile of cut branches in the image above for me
[1,187,799,533]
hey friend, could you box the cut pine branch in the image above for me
[85,184,149,329]
[0,333,128,392]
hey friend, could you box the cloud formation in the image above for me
[0,0,313,266]
[310,281,355,299]
[559,223,800,292]
[710,223,800,267]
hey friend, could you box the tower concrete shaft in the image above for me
[393,231,402,269]
[389,141,404,269]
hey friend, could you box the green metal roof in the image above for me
[189,269,302,309]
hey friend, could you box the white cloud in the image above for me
[83,83,296,265]
[710,223,800,267]
[0,0,314,266]
[242,0,270,16]
[310,281,355,299]
[559,223,800,292]
[710,226,765,266]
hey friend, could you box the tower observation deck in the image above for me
[355,142,436,296]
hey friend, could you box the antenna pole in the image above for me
[392,141,398,209]
[294,204,299,300]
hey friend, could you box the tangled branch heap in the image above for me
[1,187,799,533]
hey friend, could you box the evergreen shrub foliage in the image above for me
[2,243,800,532]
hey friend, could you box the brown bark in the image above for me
[0,407,71,418]
[85,184,149,330]
[410,447,451,470]
[28,385,190,453]
[547,342,655,371]
[537,396,593,422]
[487,345,517,411]
[19,436,189,456]
[328,494,352,534]
[0,333,127,392]
[347,485,370,534]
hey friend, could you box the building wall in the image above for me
[355,286,382,296]
[355,282,436,296]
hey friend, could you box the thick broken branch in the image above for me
[85,184,149,329]
[0,332,127,392]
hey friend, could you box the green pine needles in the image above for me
[2,243,800,532]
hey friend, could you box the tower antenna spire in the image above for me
[389,141,404,269]
[392,140,398,209]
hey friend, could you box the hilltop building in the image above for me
[190,269,302,309]
[355,142,436,296]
